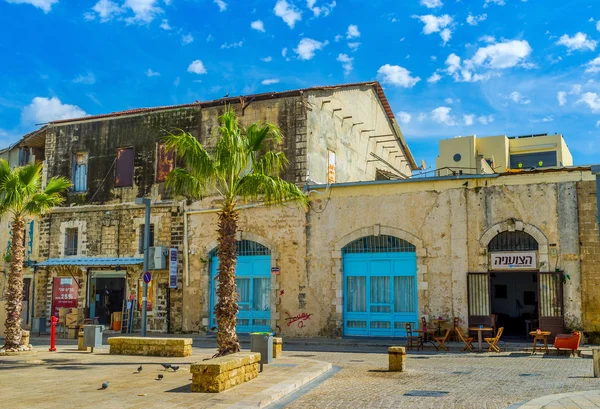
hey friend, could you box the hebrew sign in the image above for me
[490,251,537,271]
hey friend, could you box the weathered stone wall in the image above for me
[108,336,193,357]
[578,180,600,331]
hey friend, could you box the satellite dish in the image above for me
[421,159,426,170]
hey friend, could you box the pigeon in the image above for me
[171,365,180,372]
[101,381,109,390]
[157,374,164,380]
[137,365,143,373]
[160,363,171,371]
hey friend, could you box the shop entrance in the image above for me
[89,272,126,326]
[490,272,538,336]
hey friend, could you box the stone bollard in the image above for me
[388,346,406,372]
[593,349,600,378]
[273,337,283,358]
[78,327,86,351]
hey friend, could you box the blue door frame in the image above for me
[210,255,271,333]
[343,252,418,337]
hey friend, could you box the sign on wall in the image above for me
[138,279,153,311]
[490,251,537,270]
[51,277,78,317]
[169,248,178,289]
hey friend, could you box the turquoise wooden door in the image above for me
[210,241,271,333]
[343,236,417,337]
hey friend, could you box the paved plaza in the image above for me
[0,336,598,409]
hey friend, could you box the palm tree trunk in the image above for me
[3,216,25,350]
[214,202,241,357]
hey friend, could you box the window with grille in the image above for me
[342,235,416,253]
[209,240,271,257]
[64,228,78,256]
[488,231,538,252]
[138,224,155,253]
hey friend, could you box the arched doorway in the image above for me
[342,235,417,337]
[468,230,564,336]
[209,240,272,333]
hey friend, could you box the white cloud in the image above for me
[123,0,163,24]
[251,20,265,32]
[431,56,437,61]
[160,18,171,30]
[579,92,600,112]
[294,38,327,60]
[466,13,487,26]
[427,72,442,83]
[261,79,280,85]
[173,77,180,87]
[478,115,494,125]
[597,21,600,32]
[182,33,194,44]
[281,48,288,57]
[444,98,456,104]
[377,64,421,88]
[530,116,554,123]
[22,97,87,124]
[557,91,567,106]
[214,0,227,12]
[479,35,496,43]
[334,34,343,42]
[509,91,531,104]
[73,73,96,85]
[5,0,58,13]
[89,0,122,22]
[206,34,214,42]
[397,111,411,124]
[307,0,336,17]
[221,41,243,49]
[596,120,600,127]
[347,42,361,51]
[431,107,455,125]
[556,32,597,52]
[337,53,353,74]
[445,53,461,74]
[146,68,160,77]
[413,14,453,44]
[274,0,301,29]
[469,40,532,69]
[260,56,273,62]
[484,0,505,6]
[187,60,207,74]
[585,55,600,73]
[346,24,360,39]
[570,84,582,94]
[420,0,442,8]
[463,114,475,126]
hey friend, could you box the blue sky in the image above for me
[0,0,599,169]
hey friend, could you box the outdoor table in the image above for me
[415,329,436,350]
[530,331,551,354]
[432,319,447,336]
[468,327,493,352]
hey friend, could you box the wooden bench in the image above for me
[108,337,193,357]
[190,352,261,392]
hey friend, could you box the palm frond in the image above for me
[17,163,43,197]
[252,151,288,177]
[235,173,308,208]
[23,191,67,215]
[245,122,283,153]
[44,177,72,196]
[163,130,216,180]
[166,168,208,200]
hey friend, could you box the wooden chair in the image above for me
[456,327,474,352]
[405,323,422,351]
[451,317,460,342]
[433,328,451,351]
[485,327,504,352]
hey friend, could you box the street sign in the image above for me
[143,272,152,283]
[169,248,178,289]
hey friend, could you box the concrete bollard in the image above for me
[593,349,600,378]
[388,346,406,372]
[273,337,283,358]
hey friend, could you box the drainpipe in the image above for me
[182,202,272,287]
[592,165,600,239]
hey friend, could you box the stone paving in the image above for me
[284,349,598,409]
[513,390,600,409]
[0,345,331,409]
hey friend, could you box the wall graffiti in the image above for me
[285,311,312,328]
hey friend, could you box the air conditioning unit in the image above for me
[148,246,168,270]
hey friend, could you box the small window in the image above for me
[327,150,336,184]
[64,228,78,256]
[156,143,175,183]
[453,153,462,162]
[138,224,155,254]
[19,148,31,166]
[116,147,134,187]
[73,152,88,192]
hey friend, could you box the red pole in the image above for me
[49,316,57,352]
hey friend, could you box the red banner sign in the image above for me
[51,277,78,317]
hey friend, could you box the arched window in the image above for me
[342,235,416,254]
[209,240,271,257]
[488,231,538,252]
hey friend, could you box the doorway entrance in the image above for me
[490,272,538,336]
[89,272,126,326]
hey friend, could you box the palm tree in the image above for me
[165,106,308,357]
[0,160,71,351]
